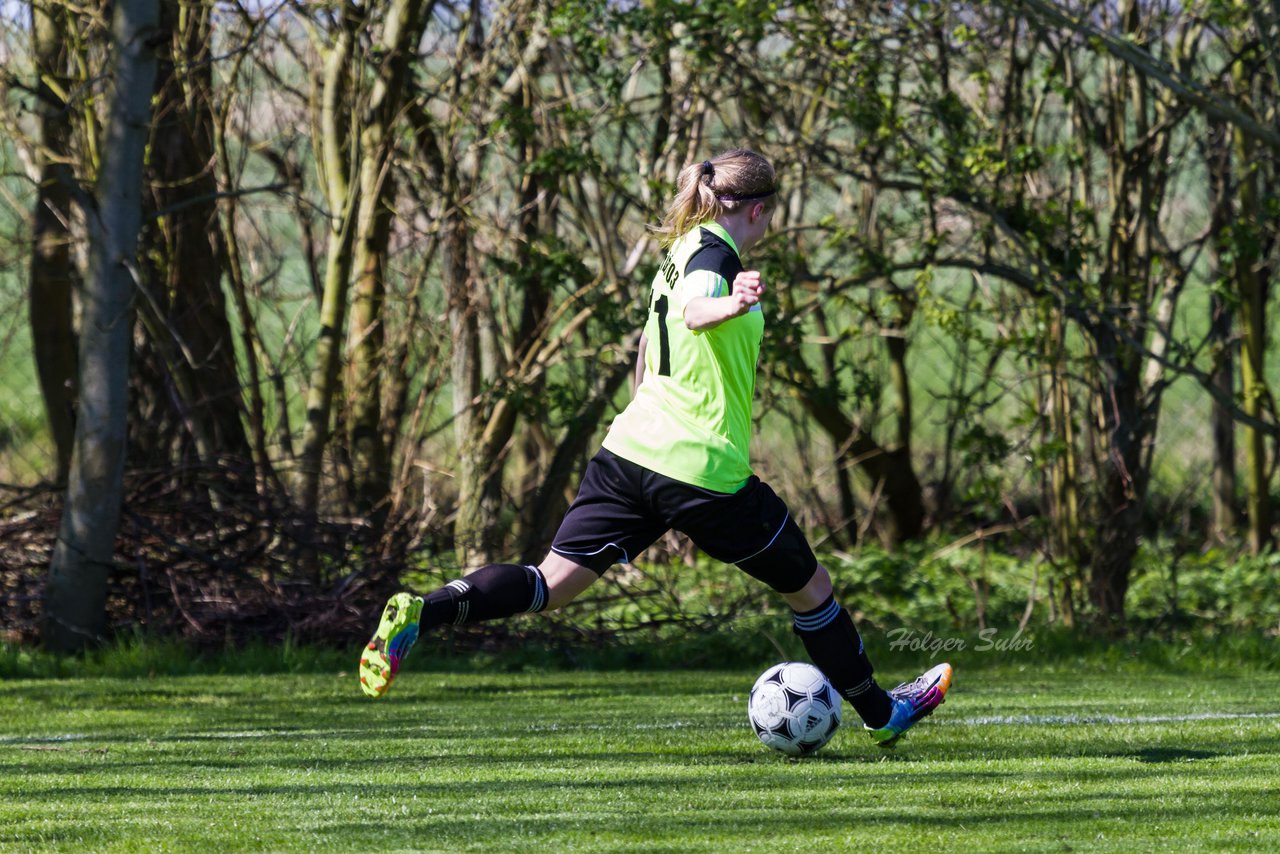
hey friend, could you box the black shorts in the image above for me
[550,448,818,594]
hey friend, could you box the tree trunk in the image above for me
[799,392,925,545]
[1089,492,1140,623]
[1081,1,1172,627]
[348,0,433,524]
[44,0,159,652]
[29,0,79,484]
[447,216,489,567]
[447,11,551,568]
[796,297,923,545]
[299,3,362,519]
[1204,117,1239,545]
[519,353,635,563]
[1086,338,1146,626]
[1209,291,1238,542]
[348,179,394,520]
[143,0,251,478]
[1230,87,1274,554]
[214,43,276,497]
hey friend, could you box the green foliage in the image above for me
[0,635,352,681]
[1128,545,1280,634]
[823,538,1280,646]
[826,544,1033,634]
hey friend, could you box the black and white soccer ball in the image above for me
[747,662,842,756]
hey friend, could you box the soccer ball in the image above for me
[747,661,842,756]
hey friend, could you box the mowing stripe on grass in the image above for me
[943,711,1280,726]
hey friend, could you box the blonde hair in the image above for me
[654,149,777,246]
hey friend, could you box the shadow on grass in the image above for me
[5,731,1277,781]
[11,760,1275,803]
[1120,747,1225,763]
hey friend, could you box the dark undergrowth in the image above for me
[2,620,1276,682]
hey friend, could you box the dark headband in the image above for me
[716,189,777,202]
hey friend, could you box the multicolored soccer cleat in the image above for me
[359,592,424,699]
[865,661,953,748]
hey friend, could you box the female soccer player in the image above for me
[359,149,951,748]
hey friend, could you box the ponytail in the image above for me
[653,149,777,246]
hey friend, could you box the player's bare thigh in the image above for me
[781,563,834,612]
[537,552,601,610]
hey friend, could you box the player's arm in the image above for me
[683,271,764,332]
[634,332,648,391]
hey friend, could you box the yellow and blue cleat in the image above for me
[866,662,953,748]
[359,592,424,699]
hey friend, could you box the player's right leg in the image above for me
[539,552,603,610]
[358,449,663,698]
[359,592,424,698]
[359,556,599,699]
[778,563,896,730]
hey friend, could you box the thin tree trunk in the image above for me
[1204,117,1239,544]
[44,0,159,651]
[1047,310,1082,567]
[147,0,251,478]
[299,3,362,520]
[348,0,433,524]
[214,39,275,497]
[1230,79,1274,554]
[348,178,394,519]
[885,314,913,455]
[29,0,79,484]
[1209,291,1238,542]
[447,216,486,567]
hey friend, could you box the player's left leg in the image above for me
[776,563,894,729]
[669,475,951,745]
[783,563,952,746]
[661,477,890,724]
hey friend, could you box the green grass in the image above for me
[2,659,1278,852]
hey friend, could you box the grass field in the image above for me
[2,657,1278,852]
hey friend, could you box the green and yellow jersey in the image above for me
[602,222,764,493]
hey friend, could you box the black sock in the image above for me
[792,595,893,729]
[421,563,548,628]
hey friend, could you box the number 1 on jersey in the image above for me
[653,293,671,376]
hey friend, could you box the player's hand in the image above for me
[683,272,766,331]
[730,271,764,315]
